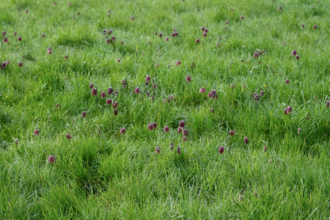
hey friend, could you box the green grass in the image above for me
[1,0,330,219]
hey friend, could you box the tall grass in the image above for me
[1,0,330,218]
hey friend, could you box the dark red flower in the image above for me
[148,123,154,130]
[48,155,55,163]
[34,129,40,136]
[66,134,72,140]
[244,137,248,145]
[164,126,169,132]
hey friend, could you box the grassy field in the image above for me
[1,0,330,219]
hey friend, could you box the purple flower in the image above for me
[164,126,170,132]
[254,93,260,101]
[48,155,55,163]
[208,90,218,99]
[148,123,154,130]
[219,146,224,154]
[145,75,151,82]
[244,137,248,145]
[120,128,125,134]
[66,134,72,140]
[121,80,127,88]
[34,129,40,136]
[107,87,113,95]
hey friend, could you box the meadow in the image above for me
[1,0,330,219]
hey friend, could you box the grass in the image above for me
[1,0,330,219]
